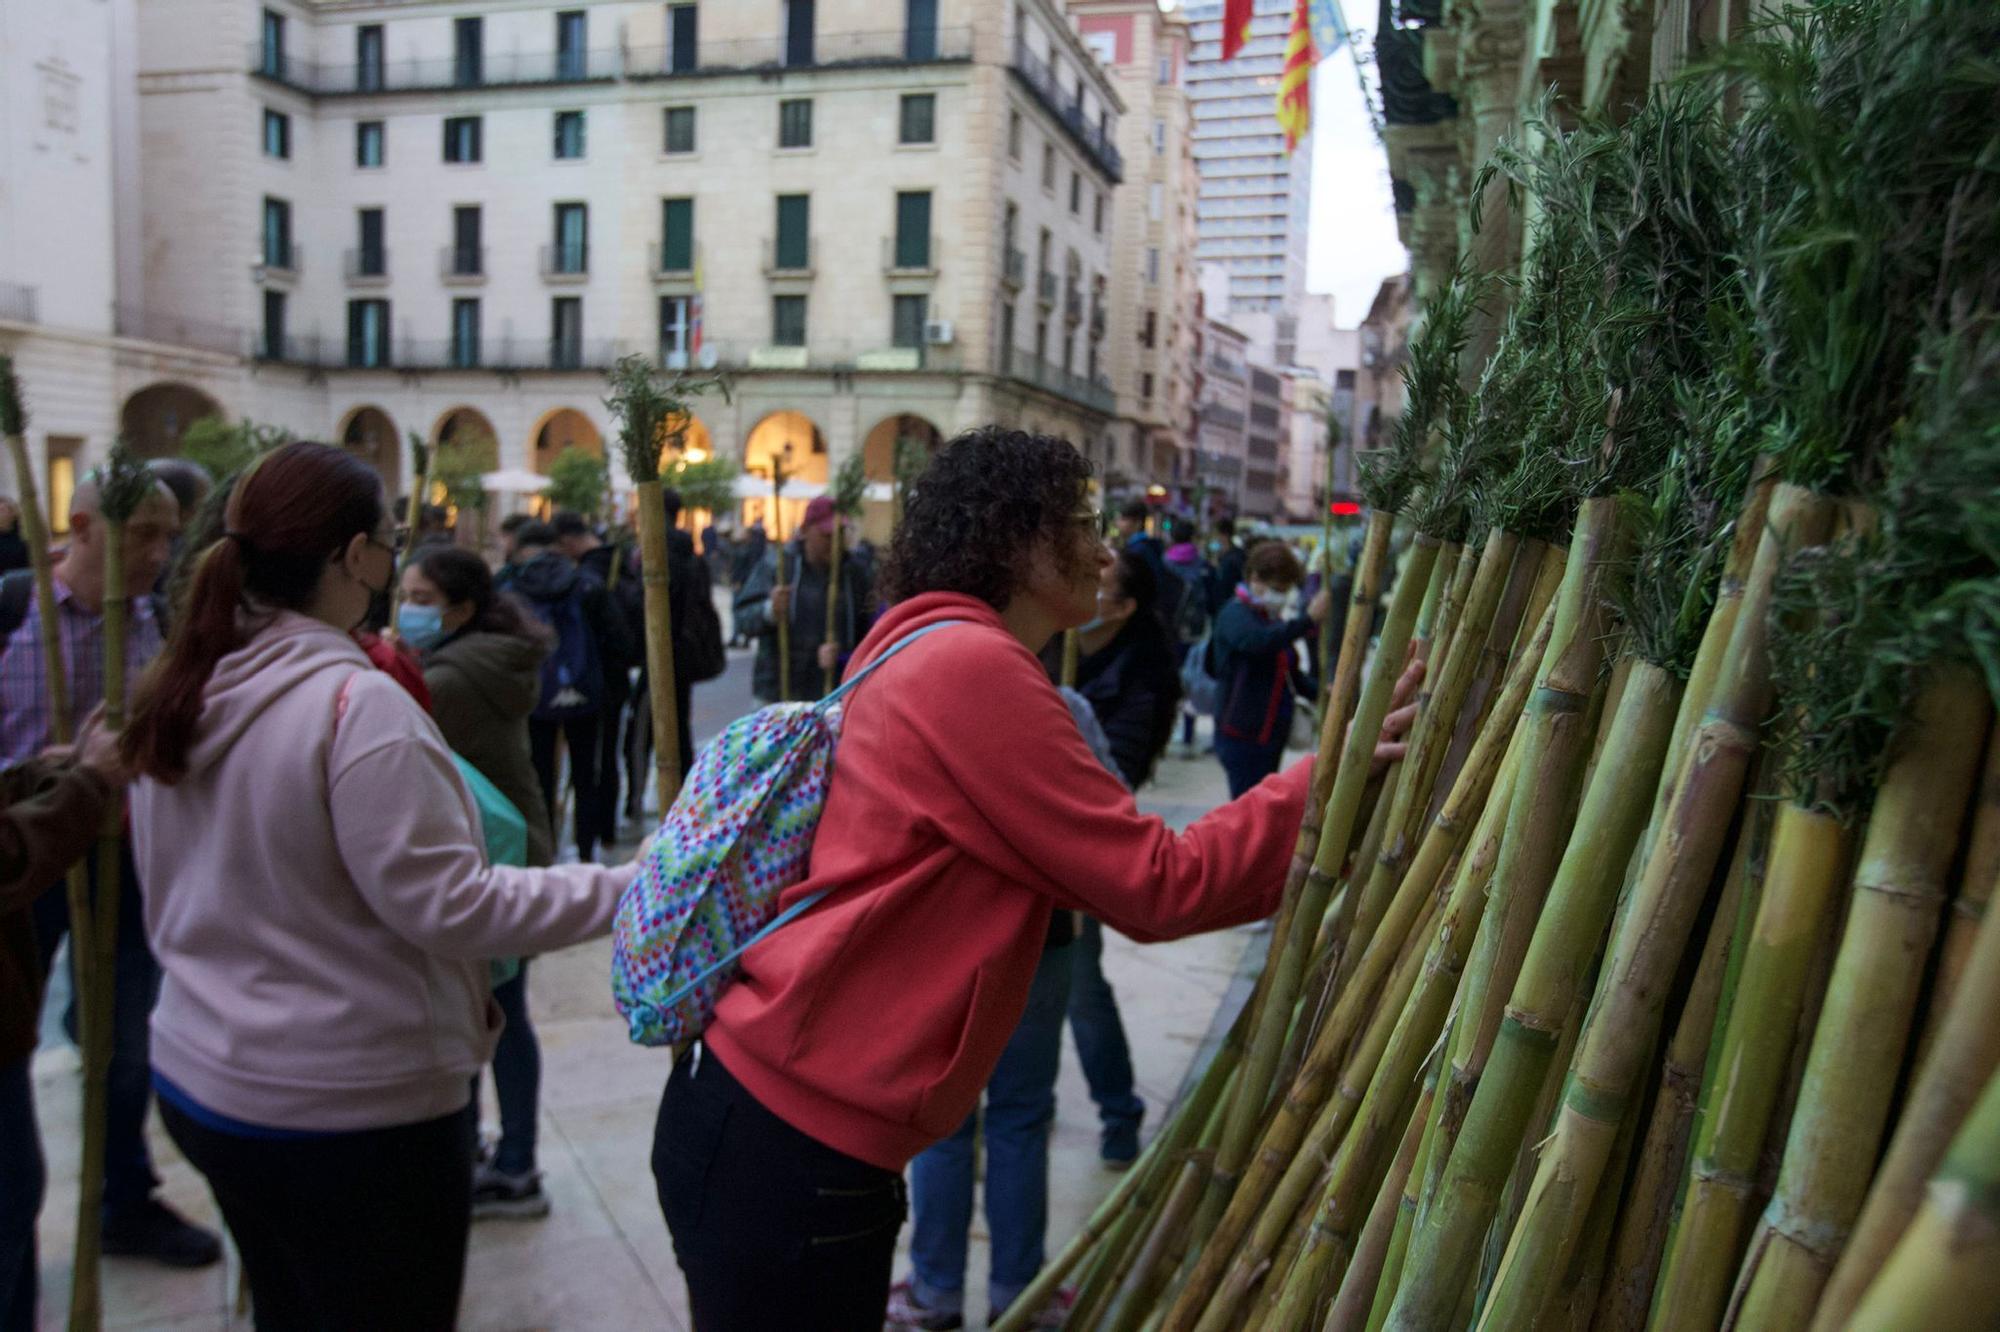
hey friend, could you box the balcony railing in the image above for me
[251,42,622,95]
[649,241,699,278]
[655,338,962,374]
[883,234,939,275]
[439,245,486,281]
[763,237,817,277]
[260,245,301,277]
[344,248,389,281]
[623,26,972,79]
[540,243,590,279]
[116,305,245,356]
[1005,352,1116,415]
[0,282,36,324]
[1036,270,1058,306]
[1064,284,1084,325]
[1010,37,1124,183]
[1002,247,1026,289]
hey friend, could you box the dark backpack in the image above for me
[0,570,31,643]
[524,583,604,720]
[674,557,727,684]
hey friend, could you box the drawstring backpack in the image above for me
[611,620,963,1047]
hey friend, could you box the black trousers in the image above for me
[528,712,604,861]
[623,676,695,819]
[161,1101,475,1332]
[653,1046,906,1331]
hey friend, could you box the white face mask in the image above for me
[1254,586,1290,614]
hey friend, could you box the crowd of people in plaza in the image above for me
[0,428,1409,1331]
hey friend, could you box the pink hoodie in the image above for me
[131,613,629,1132]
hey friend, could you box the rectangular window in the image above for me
[553,202,588,273]
[660,295,692,363]
[1042,143,1056,190]
[1153,119,1166,154]
[905,0,939,59]
[664,106,696,153]
[778,99,813,149]
[775,194,810,270]
[1149,182,1163,220]
[668,4,698,72]
[556,10,587,79]
[1141,310,1157,347]
[451,298,480,367]
[1093,190,1105,234]
[262,108,290,159]
[451,206,482,274]
[356,120,384,167]
[260,9,285,78]
[785,0,815,66]
[1141,371,1155,399]
[1008,109,1023,160]
[443,116,482,163]
[554,110,586,159]
[454,16,483,85]
[898,93,935,145]
[772,295,807,347]
[356,207,385,276]
[262,196,292,268]
[1157,55,1171,84]
[347,298,390,367]
[261,289,286,359]
[660,197,694,272]
[1069,171,1081,214]
[1000,303,1016,373]
[356,24,384,90]
[892,294,928,349]
[551,297,583,368]
[894,191,931,269]
[1145,247,1160,283]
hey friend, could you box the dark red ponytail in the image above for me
[125,441,384,782]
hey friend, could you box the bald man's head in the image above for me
[62,475,180,607]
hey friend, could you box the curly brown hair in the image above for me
[878,426,1097,610]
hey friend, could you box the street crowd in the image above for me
[0,428,1415,1331]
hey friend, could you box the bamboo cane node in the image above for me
[1305,868,1340,894]
[1927,1179,2000,1239]
[1762,1198,1849,1263]
[1950,895,1988,923]
[1851,874,1946,907]
[1531,684,1590,715]
[1686,1158,1756,1197]
[1498,1008,1563,1041]
[1562,1075,1630,1126]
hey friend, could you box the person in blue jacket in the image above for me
[1209,542,1330,797]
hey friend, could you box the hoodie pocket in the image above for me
[911,965,1003,1140]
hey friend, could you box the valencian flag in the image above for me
[1277,0,1315,153]
[1221,0,1255,59]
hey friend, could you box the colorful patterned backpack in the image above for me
[611,621,963,1047]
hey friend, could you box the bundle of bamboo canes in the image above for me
[997,3,2000,1326]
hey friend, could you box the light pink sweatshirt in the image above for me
[131,612,630,1132]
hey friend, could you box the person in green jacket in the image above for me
[398,546,560,1220]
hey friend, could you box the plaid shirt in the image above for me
[0,574,163,764]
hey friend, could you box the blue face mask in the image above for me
[396,602,447,650]
[1075,616,1106,635]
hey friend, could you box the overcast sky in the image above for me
[1302,0,1409,324]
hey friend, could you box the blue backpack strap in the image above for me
[656,886,832,1013]
[812,619,967,714]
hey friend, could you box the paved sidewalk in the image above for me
[31,674,1277,1329]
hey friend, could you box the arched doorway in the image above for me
[429,406,503,540]
[531,407,604,474]
[859,414,944,541]
[338,405,400,497]
[120,382,223,459]
[741,410,827,539]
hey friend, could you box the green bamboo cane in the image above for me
[1316,510,1394,808]
[1540,1073,1644,1331]
[1366,1066,1439,1332]
[1597,773,1772,1332]
[1916,717,2000,1062]
[385,432,429,631]
[1327,1074,1434,1332]
[1464,483,1837,1332]
[1316,444,1343,714]
[1179,535,1442,1295]
[1399,651,1679,1326]
[1423,536,1480,699]
[1168,598,1551,1327]
[1817,781,2000,1325]
[1430,539,1555,826]
[1728,665,1991,1329]
[1100,1152,1215,1332]
[1844,1063,2000,1332]
[1645,801,1853,1331]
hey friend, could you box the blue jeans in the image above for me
[0,1058,42,1332]
[1068,920,1142,1145]
[909,943,1074,1316]
[488,963,540,1174]
[1215,733,1287,799]
[29,842,162,1214]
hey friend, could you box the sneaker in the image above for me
[884,1279,964,1331]
[471,1162,551,1220]
[101,1197,223,1269]
[989,1287,1076,1330]
[1100,1123,1141,1171]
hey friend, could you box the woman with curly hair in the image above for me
[651,426,1415,1330]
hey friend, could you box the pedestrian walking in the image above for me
[1114,499,1166,587]
[121,442,645,1330]
[651,426,1417,1330]
[502,521,633,862]
[731,496,868,703]
[553,511,642,847]
[1209,542,1331,797]
[0,473,222,1286]
[1203,516,1246,616]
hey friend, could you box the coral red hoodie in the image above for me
[705,592,1311,1170]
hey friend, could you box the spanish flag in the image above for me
[1221,0,1255,59]
[1277,0,1315,153]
